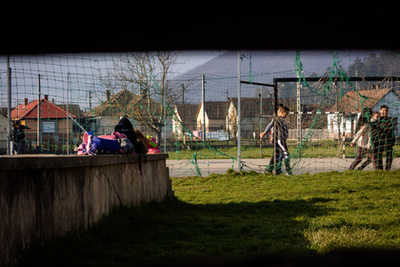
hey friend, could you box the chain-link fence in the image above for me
[2,51,400,175]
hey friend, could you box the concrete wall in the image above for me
[0,153,172,265]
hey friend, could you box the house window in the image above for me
[42,121,56,133]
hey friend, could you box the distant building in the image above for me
[11,95,77,151]
[195,100,229,139]
[88,89,169,142]
[226,97,275,139]
[172,103,198,139]
[328,88,400,138]
[87,89,134,134]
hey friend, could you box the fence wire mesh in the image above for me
[1,51,399,176]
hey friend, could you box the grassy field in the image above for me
[17,170,400,266]
[167,144,400,160]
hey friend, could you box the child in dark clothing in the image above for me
[260,106,292,175]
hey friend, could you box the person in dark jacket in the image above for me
[11,120,26,154]
[376,105,395,170]
[260,106,292,175]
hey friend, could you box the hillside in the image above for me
[177,50,375,103]
[185,50,373,76]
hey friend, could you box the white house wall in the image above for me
[226,102,237,132]
[327,114,357,134]
[196,102,210,131]
[172,107,183,136]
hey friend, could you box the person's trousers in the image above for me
[268,146,291,174]
[376,144,393,170]
[349,147,376,170]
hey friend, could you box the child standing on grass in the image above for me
[349,109,379,170]
[260,104,284,173]
[261,105,292,175]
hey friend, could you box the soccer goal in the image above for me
[241,75,400,175]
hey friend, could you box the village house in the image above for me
[193,98,295,141]
[227,97,325,140]
[10,95,77,152]
[328,88,400,139]
[89,89,171,142]
[57,103,85,132]
[195,100,229,140]
[87,89,134,134]
[172,103,198,140]
[127,93,163,136]
[226,97,278,139]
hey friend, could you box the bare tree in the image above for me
[99,51,193,144]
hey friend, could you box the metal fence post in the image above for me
[7,56,11,155]
[237,51,241,172]
[202,74,206,142]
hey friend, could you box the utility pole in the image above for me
[88,90,92,110]
[296,69,302,145]
[181,84,185,145]
[202,74,206,142]
[335,81,340,142]
[237,51,241,172]
[259,89,262,158]
[226,89,230,143]
[272,79,278,175]
[67,72,70,155]
[37,74,41,148]
[7,55,11,155]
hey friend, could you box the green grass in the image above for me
[17,170,400,266]
[173,170,400,253]
[167,144,400,159]
[168,146,274,159]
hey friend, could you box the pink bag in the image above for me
[148,148,161,154]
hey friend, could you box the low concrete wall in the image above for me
[0,153,172,265]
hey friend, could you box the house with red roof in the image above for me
[11,95,77,152]
[328,88,400,139]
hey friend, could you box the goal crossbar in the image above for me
[241,76,400,86]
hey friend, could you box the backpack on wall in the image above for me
[114,116,140,152]
[114,116,147,174]
[134,129,149,154]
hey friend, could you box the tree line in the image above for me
[346,51,400,77]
